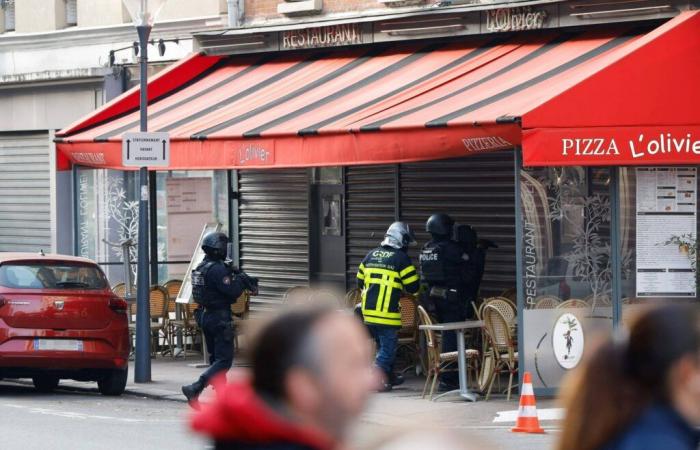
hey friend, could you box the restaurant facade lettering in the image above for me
[485,6,549,32]
[281,24,363,50]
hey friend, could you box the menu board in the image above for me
[636,168,697,297]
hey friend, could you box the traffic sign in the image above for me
[122,132,170,167]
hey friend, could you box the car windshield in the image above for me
[0,262,108,290]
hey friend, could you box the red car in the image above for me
[0,253,129,395]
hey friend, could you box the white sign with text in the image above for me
[122,132,170,167]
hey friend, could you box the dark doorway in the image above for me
[310,168,346,291]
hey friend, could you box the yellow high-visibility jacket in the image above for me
[357,246,420,327]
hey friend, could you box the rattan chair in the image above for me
[283,286,312,306]
[483,304,518,401]
[557,298,589,309]
[112,282,126,298]
[481,297,516,324]
[534,295,561,309]
[168,302,201,357]
[128,285,169,356]
[309,289,343,308]
[584,293,611,307]
[396,296,420,374]
[417,305,479,400]
[344,288,362,309]
[231,291,251,350]
[162,279,182,355]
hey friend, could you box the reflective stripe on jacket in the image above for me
[357,246,419,327]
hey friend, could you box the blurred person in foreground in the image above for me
[191,307,378,450]
[557,304,700,450]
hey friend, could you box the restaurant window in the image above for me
[519,166,613,390]
[2,0,15,32]
[75,168,229,287]
[75,167,138,286]
[618,167,698,325]
[155,170,229,284]
[65,0,77,27]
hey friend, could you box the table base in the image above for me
[432,389,478,402]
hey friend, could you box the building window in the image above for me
[65,0,77,27]
[2,0,15,32]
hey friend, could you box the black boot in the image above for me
[390,373,404,387]
[181,379,205,409]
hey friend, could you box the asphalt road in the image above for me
[0,381,206,450]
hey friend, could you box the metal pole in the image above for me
[610,168,623,328]
[134,23,152,383]
[514,148,525,390]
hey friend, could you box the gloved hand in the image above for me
[238,272,259,295]
[477,238,498,249]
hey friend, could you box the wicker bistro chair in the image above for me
[500,288,517,302]
[162,279,183,355]
[167,302,201,357]
[283,286,313,306]
[127,285,169,356]
[417,305,479,400]
[231,291,251,350]
[557,298,590,309]
[534,295,561,309]
[396,296,420,374]
[344,288,362,310]
[482,303,519,401]
[482,297,516,324]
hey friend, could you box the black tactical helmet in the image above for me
[455,224,477,252]
[202,232,229,259]
[426,213,454,237]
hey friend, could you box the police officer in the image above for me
[454,224,487,315]
[182,231,258,408]
[419,213,468,389]
[358,222,420,392]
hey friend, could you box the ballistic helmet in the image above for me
[426,213,454,237]
[455,224,477,252]
[202,231,229,259]
[382,222,416,249]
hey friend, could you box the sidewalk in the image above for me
[37,356,560,449]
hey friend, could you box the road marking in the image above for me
[2,403,183,424]
[493,408,565,423]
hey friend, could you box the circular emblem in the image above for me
[552,313,584,370]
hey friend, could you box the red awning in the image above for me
[56,11,700,170]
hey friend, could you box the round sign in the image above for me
[552,313,585,370]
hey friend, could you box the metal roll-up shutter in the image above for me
[0,132,51,253]
[238,169,309,310]
[345,165,397,289]
[400,151,516,297]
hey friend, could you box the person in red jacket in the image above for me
[191,306,378,450]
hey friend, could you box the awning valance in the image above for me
[56,11,700,170]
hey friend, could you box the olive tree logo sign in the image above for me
[552,313,585,370]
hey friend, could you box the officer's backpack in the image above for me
[191,261,217,306]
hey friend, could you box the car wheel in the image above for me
[98,369,127,396]
[32,375,60,393]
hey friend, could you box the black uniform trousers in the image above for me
[195,307,234,386]
[432,290,468,386]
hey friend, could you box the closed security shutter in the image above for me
[345,165,397,289]
[0,132,51,253]
[238,169,309,310]
[400,152,516,298]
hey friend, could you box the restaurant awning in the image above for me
[56,11,700,170]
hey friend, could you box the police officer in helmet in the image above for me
[357,222,420,392]
[419,213,469,390]
[182,231,258,408]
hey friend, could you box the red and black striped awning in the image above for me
[56,11,700,169]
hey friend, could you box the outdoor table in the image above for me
[419,320,484,402]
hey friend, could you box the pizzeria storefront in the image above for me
[55,7,700,393]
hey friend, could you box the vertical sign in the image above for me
[636,167,697,297]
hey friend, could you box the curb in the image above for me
[8,379,187,403]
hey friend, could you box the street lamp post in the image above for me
[122,0,168,383]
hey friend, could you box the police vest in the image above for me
[419,240,463,288]
[191,260,231,309]
[357,247,419,327]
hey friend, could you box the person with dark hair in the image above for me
[182,231,258,408]
[557,304,700,450]
[191,307,377,450]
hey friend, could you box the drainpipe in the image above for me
[227,0,243,28]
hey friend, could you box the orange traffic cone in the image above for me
[511,372,545,434]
